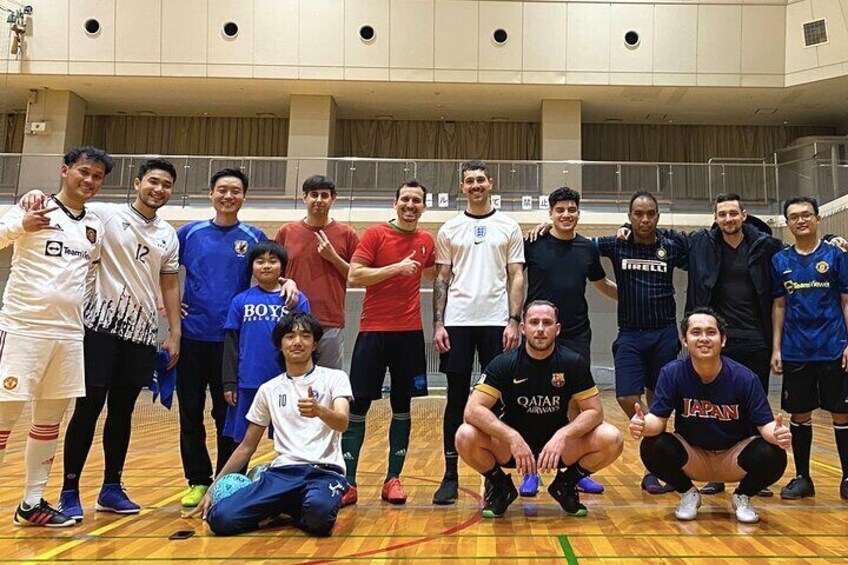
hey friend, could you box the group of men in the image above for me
[0,149,845,536]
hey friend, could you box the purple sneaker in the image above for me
[577,475,604,494]
[641,474,675,495]
[519,473,540,497]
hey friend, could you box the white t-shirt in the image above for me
[246,366,353,470]
[0,199,102,341]
[436,210,525,326]
[83,203,179,346]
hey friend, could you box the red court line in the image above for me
[294,475,485,565]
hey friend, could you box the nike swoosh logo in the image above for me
[513,378,528,384]
[782,269,792,274]
[474,240,484,245]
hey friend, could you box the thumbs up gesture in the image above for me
[395,251,421,277]
[297,385,321,418]
[629,402,646,440]
[773,413,792,450]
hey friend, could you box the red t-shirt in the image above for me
[352,221,436,332]
[275,219,359,328]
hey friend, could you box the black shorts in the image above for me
[349,331,428,401]
[439,326,504,375]
[781,360,848,415]
[558,329,592,365]
[84,329,157,389]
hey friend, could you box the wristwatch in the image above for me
[508,315,521,323]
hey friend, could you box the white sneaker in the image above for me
[674,487,701,521]
[731,493,759,524]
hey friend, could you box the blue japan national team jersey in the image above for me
[651,357,773,451]
[178,220,267,342]
[772,241,848,362]
[224,286,311,389]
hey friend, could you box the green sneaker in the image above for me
[180,485,208,508]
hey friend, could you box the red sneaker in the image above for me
[381,478,408,505]
[341,485,358,508]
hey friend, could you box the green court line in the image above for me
[558,535,579,565]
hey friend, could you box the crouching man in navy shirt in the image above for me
[630,308,791,524]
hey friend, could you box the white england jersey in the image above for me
[247,366,353,470]
[0,199,102,340]
[83,203,179,346]
[436,210,524,326]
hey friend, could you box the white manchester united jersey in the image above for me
[84,203,179,346]
[0,198,102,340]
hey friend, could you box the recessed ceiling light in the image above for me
[375,114,393,120]
[491,116,508,122]
[755,108,779,114]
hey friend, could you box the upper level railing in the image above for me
[1,142,846,214]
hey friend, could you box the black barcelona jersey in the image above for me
[475,344,598,453]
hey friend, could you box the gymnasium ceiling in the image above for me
[1,73,848,127]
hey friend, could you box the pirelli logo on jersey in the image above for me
[621,258,668,273]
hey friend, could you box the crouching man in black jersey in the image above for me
[456,300,623,518]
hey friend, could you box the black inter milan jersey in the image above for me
[475,344,599,453]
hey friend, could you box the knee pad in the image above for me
[640,433,687,468]
[738,437,787,473]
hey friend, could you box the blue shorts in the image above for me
[223,388,274,442]
[612,326,681,397]
[223,387,257,442]
[206,464,348,537]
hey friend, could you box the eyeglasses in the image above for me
[787,212,816,223]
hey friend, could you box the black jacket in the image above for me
[684,220,784,344]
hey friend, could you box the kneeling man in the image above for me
[631,307,790,523]
[456,300,623,518]
[190,313,352,536]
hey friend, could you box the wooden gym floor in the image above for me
[0,389,846,564]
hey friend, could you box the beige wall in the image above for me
[2,0,840,88]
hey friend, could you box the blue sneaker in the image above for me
[58,489,84,522]
[95,484,141,514]
[577,475,605,494]
[519,473,540,497]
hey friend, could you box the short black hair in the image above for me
[548,187,580,209]
[714,192,744,211]
[247,241,288,280]
[302,175,336,195]
[523,299,559,320]
[137,158,177,182]
[783,196,819,218]
[63,146,114,175]
[395,179,428,200]
[271,312,324,365]
[629,190,658,213]
[210,168,249,193]
[460,160,489,177]
[680,307,727,338]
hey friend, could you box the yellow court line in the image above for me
[810,458,845,476]
[27,451,278,563]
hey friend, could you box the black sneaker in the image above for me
[481,474,517,518]
[700,482,725,495]
[548,474,588,517]
[757,487,774,498]
[13,499,76,528]
[840,478,847,501]
[780,476,815,500]
[432,475,459,505]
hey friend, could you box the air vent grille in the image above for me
[803,19,828,47]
